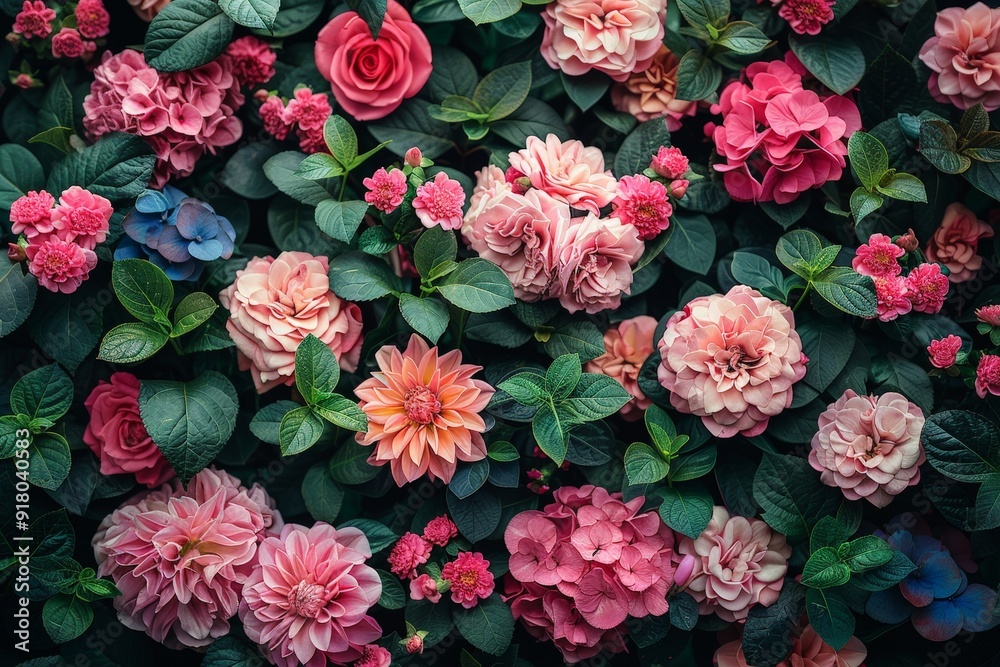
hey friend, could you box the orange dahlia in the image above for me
[354,334,494,486]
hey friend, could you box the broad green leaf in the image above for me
[561,374,631,422]
[43,594,93,644]
[560,71,611,113]
[279,406,325,455]
[922,410,1000,482]
[789,33,865,95]
[473,62,532,122]
[219,0,279,30]
[458,0,520,25]
[614,119,672,178]
[664,212,716,274]
[0,143,44,209]
[754,453,840,541]
[812,267,877,318]
[801,547,851,589]
[532,403,568,464]
[98,322,169,364]
[715,21,770,54]
[414,225,458,278]
[675,50,723,102]
[295,334,341,404]
[302,463,344,522]
[112,259,174,325]
[313,394,368,432]
[294,153,344,180]
[843,536,894,573]
[875,172,927,202]
[29,433,72,490]
[453,596,515,656]
[776,229,824,279]
[657,482,713,538]
[329,251,401,301]
[806,589,854,651]
[850,187,885,222]
[263,152,333,206]
[323,115,359,167]
[145,0,234,71]
[545,354,582,400]
[847,132,889,191]
[171,292,217,337]
[0,254,36,338]
[46,133,156,201]
[11,364,73,422]
[624,443,669,485]
[447,487,502,542]
[437,258,515,313]
[315,199,368,243]
[399,294,450,344]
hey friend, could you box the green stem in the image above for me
[792,282,812,312]
[337,171,349,202]
[169,338,185,356]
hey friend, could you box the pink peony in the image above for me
[612,174,672,241]
[676,506,790,622]
[977,304,1000,326]
[13,0,56,39]
[650,146,690,180]
[315,0,432,121]
[354,645,391,667]
[25,238,97,294]
[83,372,174,487]
[219,251,364,393]
[853,233,904,278]
[555,213,644,314]
[541,0,665,81]
[409,573,441,603]
[363,168,408,213]
[9,190,55,238]
[610,45,697,128]
[441,552,495,608]
[925,203,994,283]
[50,186,113,250]
[927,335,963,369]
[75,0,111,39]
[778,0,836,36]
[51,28,87,59]
[905,263,950,314]
[977,354,1000,398]
[584,316,658,420]
[657,285,807,438]
[508,134,618,214]
[93,468,280,649]
[388,532,432,579]
[240,523,382,667]
[422,515,458,547]
[808,389,926,507]
[413,172,466,231]
[919,2,1000,111]
[226,36,277,88]
[716,625,867,667]
[874,275,912,322]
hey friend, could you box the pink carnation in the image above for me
[240,523,382,667]
[51,28,87,59]
[225,36,277,88]
[508,134,617,214]
[25,238,97,294]
[584,316,658,420]
[778,0,835,36]
[285,87,331,132]
[977,354,1000,399]
[9,190,55,238]
[977,304,1000,327]
[388,532,432,579]
[93,468,280,649]
[354,645,391,667]
[874,275,912,322]
[808,389,926,507]
[363,168,408,214]
[422,515,458,547]
[676,506,790,622]
[919,3,1000,111]
[716,625,867,667]
[612,174,672,241]
[441,552,495,608]
[50,186,113,250]
[556,213,644,314]
[259,95,290,139]
[13,0,56,39]
[925,203,994,283]
[927,335,963,369]
[75,0,111,39]
[413,172,466,231]
[905,263,950,314]
[657,285,807,438]
[650,146,689,180]
[409,573,441,603]
[853,233,904,278]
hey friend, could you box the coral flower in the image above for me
[584,316,658,420]
[355,334,495,486]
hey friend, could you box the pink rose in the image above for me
[610,45,696,128]
[555,214,644,315]
[84,373,175,487]
[927,335,963,369]
[315,0,432,121]
[508,135,617,214]
[219,251,364,394]
[925,203,994,283]
[584,316,658,420]
[541,0,665,81]
[919,2,1000,111]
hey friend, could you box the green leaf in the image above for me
[664,212,716,274]
[29,126,74,153]
[0,254,36,337]
[542,320,605,362]
[219,0,279,30]
[812,267,877,318]
[313,394,368,432]
[473,62,532,122]
[487,440,519,462]
[145,0,234,71]
[453,596,515,655]
[339,519,398,552]
[370,99,455,160]
[139,372,239,483]
[657,482,714,539]
[532,403,568,464]
[754,453,840,541]
[438,258,516,313]
[399,294,450,344]
[171,292,217,337]
[377,570,406,609]
[490,97,568,147]
[447,487,502,542]
[875,172,927,202]
[11,364,73,422]
[801,547,851,589]
[46,133,156,201]
[976,474,1000,530]
[329,251,401,301]
[203,637,265,667]
[249,400,297,445]
[670,444,717,482]
[112,259,174,325]
[854,551,916,591]
[220,142,282,198]
[414,225,459,278]
[561,374,631,421]
[263,152,333,206]
[614,119,673,178]
[315,199,368,243]
[742,583,806,667]
[847,132,889,191]
[97,322,169,364]
[798,320,854,394]
[302,463,344,523]
[921,410,1000,482]
[43,594,93,644]
[789,33,865,95]
[675,50,723,102]
[322,115,359,167]
[351,0,388,38]
[843,536,893,573]
[624,443,669,485]
[498,372,548,406]
[806,589,855,651]
[294,152,345,180]
[919,120,970,174]
[0,143,44,209]
[561,71,611,113]
[730,252,785,300]
[279,406,325,456]
[776,229,824,279]
[458,0,520,25]
[677,0,730,31]
[451,459,490,499]
[329,439,381,485]
[29,433,71,490]
[358,225,397,255]
[850,187,884,222]
[294,334,341,404]
[545,354,582,400]
[715,21,770,54]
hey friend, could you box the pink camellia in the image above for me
[808,389,926,507]
[713,59,861,203]
[919,3,1000,112]
[50,186,113,250]
[716,625,867,667]
[51,28,88,59]
[905,263,950,314]
[675,506,790,622]
[584,316,658,420]
[977,304,1000,327]
[409,573,441,603]
[9,190,55,238]
[508,134,618,214]
[441,552,495,608]
[315,0,432,121]
[364,167,408,213]
[219,251,364,393]
[75,0,111,39]
[925,203,994,283]
[541,0,665,81]
[612,174,672,241]
[83,372,174,488]
[388,532,432,579]
[650,146,690,180]
[657,285,807,438]
[874,275,913,322]
[13,0,56,39]
[927,335,963,369]
[240,523,382,667]
[25,238,98,294]
[853,233,904,278]
[225,36,277,89]
[422,515,458,547]
[413,172,466,231]
[778,0,836,36]
[610,45,697,128]
[977,354,1000,398]
[555,213,644,314]
[93,468,280,649]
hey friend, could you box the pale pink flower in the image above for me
[508,134,617,214]
[808,389,926,507]
[919,3,1000,111]
[716,625,867,667]
[541,0,665,81]
[853,233,904,278]
[977,304,1000,326]
[927,335,963,369]
[779,0,835,36]
[355,335,495,485]
[676,506,790,622]
[413,172,466,230]
[13,0,55,39]
[25,238,97,294]
[441,552,495,608]
[388,532,432,579]
[422,515,458,547]
[612,175,672,241]
[650,146,690,180]
[50,186,113,250]
[363,168,408,214]
[657,285,807,438]
[874,275,912,322]
[674,553,696,587]
[555,214,644,314]
[240,523,382,667]
[925,203,994,283]
[226,36,277,88]
[409,573,441,602]
[977,354,1000,398]
[905,263,950,314]
[75,0,110,39]
[405,147,423,168]
[354,645,391,667]
[9,190,55,237]
[610,45,696,128]
[584,316,658,420]
[219,251,364,393]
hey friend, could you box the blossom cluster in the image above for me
[852,232,950,322]
[10,0,109,62]
[257,86,334,154]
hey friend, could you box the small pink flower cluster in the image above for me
[503,485,676,664]
[83,49,246,186]
[256,86,333,154]
[767,0,836,36]
[9,187,111,293]
[225,36,276,89]
[712,59,862,203]
[852,233,950,322]
[12,0,108,59]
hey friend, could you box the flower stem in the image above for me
[792,282,812,312]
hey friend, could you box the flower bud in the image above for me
[7,243,26,263]
[674,553,696,587]
[405,147,423,168]
[895,228,919,252]
[405,633,424,655]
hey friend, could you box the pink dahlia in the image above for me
[927,335,963,369]
[363,168,408,214]
[355,335,495,485]
[240,523,382,667]
[874,275,912,322]
[584,316,658,420]
[919,3,1000,111]
[716,625,867,667]
[75,0,111,39]
[977,354,1000,399]
[657,285,807,438]
[422,515,458,547]
[388,532,432,579]
[50,186,113,250]
[13,0,56,39]
[508,134,618,214]
[226,36,277,88]
[905,263,950,314]
[555,213,644,315]
[25,238,97,294]
[612,174,672,241]
[778,0,836,36]
[808,389,926,507]
[676,506,790,622]
[650,146,690,180]
[413,172,466,231]
[925,203,994,283]
[9,190,55,238]
[441,552,495,608]
[93,468,280,649]
[610,45,696,128]
[853,233,904,278]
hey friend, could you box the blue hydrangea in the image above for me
[116,186,236,281]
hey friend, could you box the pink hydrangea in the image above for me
[225,36,276,88]
[612,174,672,241]
[650,146,689,180]
[422,515,458,547]
[93,468,280,649]
[51,28,88,59]
[675,506,790,622]
[874,275,912,322]
[25,238,97,294]
[441,552,495,608]
[503,485,675,663]
[354,645,391,667]
[413,172,466,230]
[584,316,658,420]
[977,304,1000,326]
[240,523,382,667]
[49,186,113,250]
[713,60,861,203]
[927,335,963,369]
[364,168,408,213]
[508,134,617,214]
[409,573,441,603]
[905,263,950,314]
[919,3,1000,112]
[853,233,904,278]
[9,190,55,237]
[555,213,644,314]
[388,532,432,579]
[778,0,835,36]
[75,0,111,39]
[13,0,56,39]
[808,389,926,507]
[977,354,1000,398]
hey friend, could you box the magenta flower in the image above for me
[976,354,1000,398]
[905,263,950,314]
[612,175,672,241]
[853,233,904,278]
[13,0,56,39]
[363,167,408,214]
[927,335,963,369]
[388,532,432,579]
[422,515,458,547]
[9,190,55,238]
[441,552,495,608]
